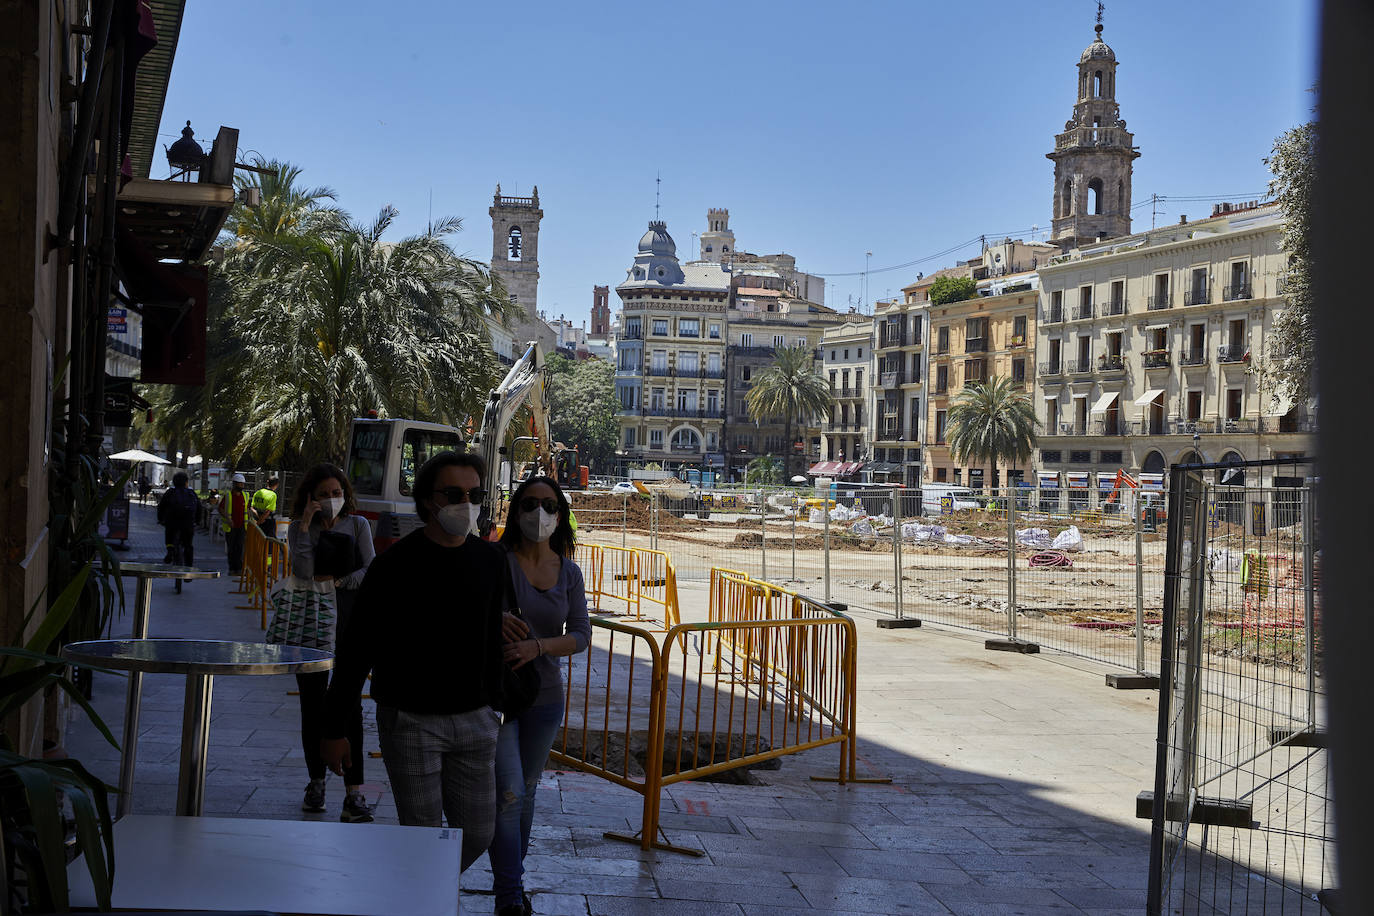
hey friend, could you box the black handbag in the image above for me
[315,527,363,580]
[493,558,540,718]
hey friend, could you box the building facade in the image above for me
[819,320,875,475]
[1034,201,1313,499]
[871,292,927,487]
[925,272,1039,489]
[723,285,840,481]
[613,221,731,475]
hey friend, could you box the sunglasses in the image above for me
[519,497,559,515]
[434,486,487,505]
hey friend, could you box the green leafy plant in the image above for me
[745,455,782,486]
[927,275,978,305]
[1,565,119,913]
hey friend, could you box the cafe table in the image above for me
[63,639,331,817]
[112,562,221,817]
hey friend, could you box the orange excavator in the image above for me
[1103,469,1167,522]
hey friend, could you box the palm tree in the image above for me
[945,376,1038,487]
[232,205,511,464]
[744,345,832,480]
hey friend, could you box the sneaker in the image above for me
[301,778,326,813]
[494,892,532,916]
[340,790,373,823]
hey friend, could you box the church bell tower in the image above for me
[1047,15,1139,250]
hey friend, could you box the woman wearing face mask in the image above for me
[489,476,591,916]
[287,462,375,823]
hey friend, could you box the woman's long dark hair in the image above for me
[499,475,575,558]
[290,462,356,520]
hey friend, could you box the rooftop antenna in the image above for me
[655,172,661,220]
[1096,1,1104,30]
[427,188,432,234]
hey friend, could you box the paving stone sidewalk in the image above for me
[64,503,1155,914]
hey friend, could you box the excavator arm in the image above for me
[471,341,554,524]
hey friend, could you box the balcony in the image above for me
[1066,358,1093,375]
[646,365,670,378]
[1043,305,1064,324]
[878,327,907,349]
[880,370,904,388]
[933,382,949,395]
[1260,415,1317,433]
[1091,419,1126,436]
[964,337,988,353]
[1098,354,1125,372]
[1131,420,1168,436]
[1008,334,1027,348]
[621,329,643,340]
[1182,288,1210,307]
[1179,349,1208,367]
[1038,361,1064,377]
[1072,303,1094,320]
[1042,422,1085,437]
[1217,344,1249,363]
[1143,350,1171,369]
[1147,295,1171,311]
[881,421,901,440]
[1104,298,1126,316]
[1223,283,1252,302]
[731,345,777,358]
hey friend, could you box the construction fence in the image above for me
[548,567,862,853]
[1148,459,1329,914]
[575,484,1170,677]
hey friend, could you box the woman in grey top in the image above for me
[490,476,591,916]
[287,462,375,823]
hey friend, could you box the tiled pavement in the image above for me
[64,503,1157,914]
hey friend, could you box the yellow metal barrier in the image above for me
[236,523,289,628]
[550,565,873,854]
[579,544,681,628]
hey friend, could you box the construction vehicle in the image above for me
[345,341,587,552]
[1102,469,1167,522]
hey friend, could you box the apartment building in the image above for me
[1035,201,1313,498]
[613,221,730,475]
[817,319,874,477]
[921,272,1040,489]
[870,293,927,487]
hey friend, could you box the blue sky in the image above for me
[157,0,1318,327]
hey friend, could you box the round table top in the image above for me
[62,639,332,675]
[118,563,221,580]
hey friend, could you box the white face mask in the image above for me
[435,502,478,538]
[320,496,345,519]
[519,508,559,543]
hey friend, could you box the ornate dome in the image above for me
[1080,25,1115,62]
[637,220,677,257]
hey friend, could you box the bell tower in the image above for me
[490,184,543,320]
[1047,14,1139,250]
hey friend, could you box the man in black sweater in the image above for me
[322,451,506,870]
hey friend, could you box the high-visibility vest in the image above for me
[223,490,249,532]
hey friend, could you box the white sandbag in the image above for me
[943,533,975,546]
[1051,525,1084,551]
[1016,527,1052,548]
[850,519,874,537]
[809,508,825,524]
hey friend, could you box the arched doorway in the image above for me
[1177,449,1202,467]
[1215,451,1246,525]
[1141,450,1166,475]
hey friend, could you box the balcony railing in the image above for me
[1038,361,1063,376]
[1223,283,1252,301]
[647,365,670,377]
[1072,303,1094,320]
[1217,344,1248,363]
[880,370,904,387]
[881,422,901,439]
[731,345,777,357]
[1043,306,1064,323]
[1179,349,1208,367]
[1091,419,1126,436]
[670,443,701,452]
[621,329,643,340]
[1143,350,1171,369]
[1183,288,1210,307]
[1042,422,1086,437]
[1104,298,1126,316]
[933,382,949,395]
[643,407,725,419]
[1260,416,1317,433]
[1008,334,1027,348]
[1098,354,1125,372]
[1066,357,1093,375]
[964,337,988,353]
[1147,295,1171,310]
[878,326,907,348]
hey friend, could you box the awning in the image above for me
[867,462,901,475]
[808,461,841,475]
[1133,388,1165,406]
[1065,471,1090,488]
[117,172,236,264]
[1090,392,1119,415]
[1037,471,1060,488]
[837,461,865,476]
